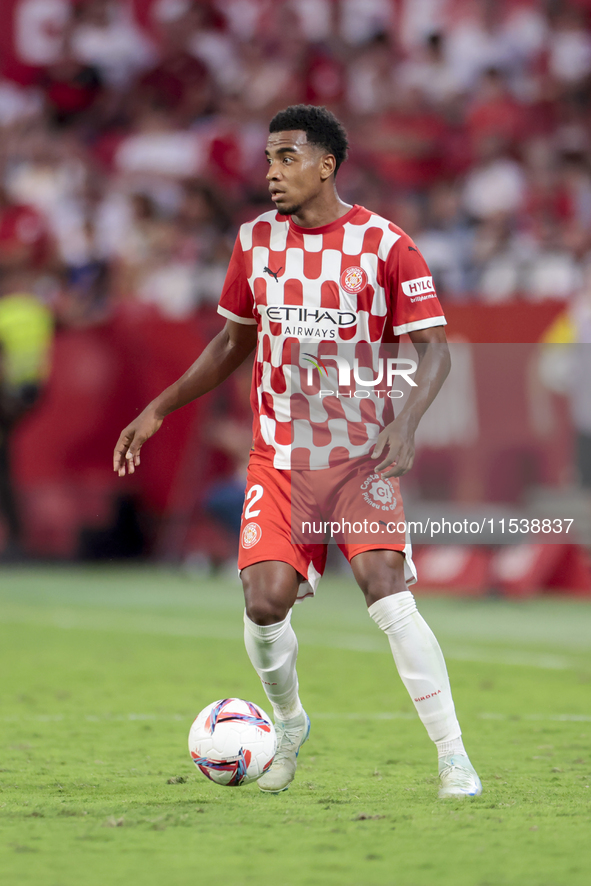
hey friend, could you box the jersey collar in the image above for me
[284,204,361,236]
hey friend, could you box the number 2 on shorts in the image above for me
[244,484,264,519]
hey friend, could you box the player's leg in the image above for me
[242,560,302,718]
[350,549,482,798]
[238,459,331,791]
[239,460,313,725]
[351,549,462,742]
[242,561,310,792]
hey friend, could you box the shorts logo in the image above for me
[360,474,397,511]
[242,522,262,548]
[340,266,368,294]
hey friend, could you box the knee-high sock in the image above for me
[369,592,463,749]
[243,611,302,721]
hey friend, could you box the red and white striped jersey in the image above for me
[218,204,446,469]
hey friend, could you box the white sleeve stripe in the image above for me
[392,316,447,335]
[217,305,257,326]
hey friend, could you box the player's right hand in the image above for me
[113,408,164,476]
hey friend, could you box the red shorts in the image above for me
[238,453,416,600]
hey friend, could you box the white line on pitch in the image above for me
[1,712,591,723]
[313,712,591,723]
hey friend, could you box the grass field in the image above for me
[1,566,590,886]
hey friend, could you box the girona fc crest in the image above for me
[341,266,368,294]
[242,522,262,548]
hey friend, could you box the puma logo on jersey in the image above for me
[408,245,419,253]
[264,266,282,282]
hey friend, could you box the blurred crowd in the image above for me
[1,0,591,562]
[1,0,591,325]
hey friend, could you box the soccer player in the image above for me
[114,105,482,799]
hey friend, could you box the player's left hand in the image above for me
[371,419,415,479]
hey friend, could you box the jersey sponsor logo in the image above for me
[263,265,282,281]
[401,276,435,297]
[241,521,262,548]
[285,326,337,339]
[263,306,356,339]
[360,474,397,511]
[340,266,368,294]
[409,294,436,303]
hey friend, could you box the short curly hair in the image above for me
[269,105,349,175]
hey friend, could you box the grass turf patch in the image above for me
[1,566,590,886]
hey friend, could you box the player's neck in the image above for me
[289,190,352,229]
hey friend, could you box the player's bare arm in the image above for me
[372,325,450,479]
[113,320,257,476]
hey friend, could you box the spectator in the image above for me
[0,185,54,277]
[111,192,170,298]
[462,136,526,221]
[346,33,396,117]
[71,0,155,89]
[0,288,53,556]
[446,0,519,92]
[0,78,43,128]
[547,6,591,89]
[522,219,583,302]
[114,103,206,177]
[41,48,103,128]
[557,152,591,230]
[414,182,473,298]
[472,216,528,302]
[364,86,449,190]
[397,32,462,110]
[465,68,525,153]
[137,4,212,121]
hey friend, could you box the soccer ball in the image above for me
[188,698,276,786]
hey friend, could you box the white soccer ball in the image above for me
[188,698,276,786]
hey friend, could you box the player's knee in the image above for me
[242,577,293,624]
[241,562,299,625]
[352,551,408,607]
[244,594,291,626]
[362,579,403,608]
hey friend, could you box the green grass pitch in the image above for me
[1,566,590,886]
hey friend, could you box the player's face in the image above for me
[265,131,327,216]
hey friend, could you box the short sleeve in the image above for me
[385,234,446,336]
[217,235,257,326]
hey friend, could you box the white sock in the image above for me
[243,611,303,721]
[368,592,464,750]
[435,737,466,759]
